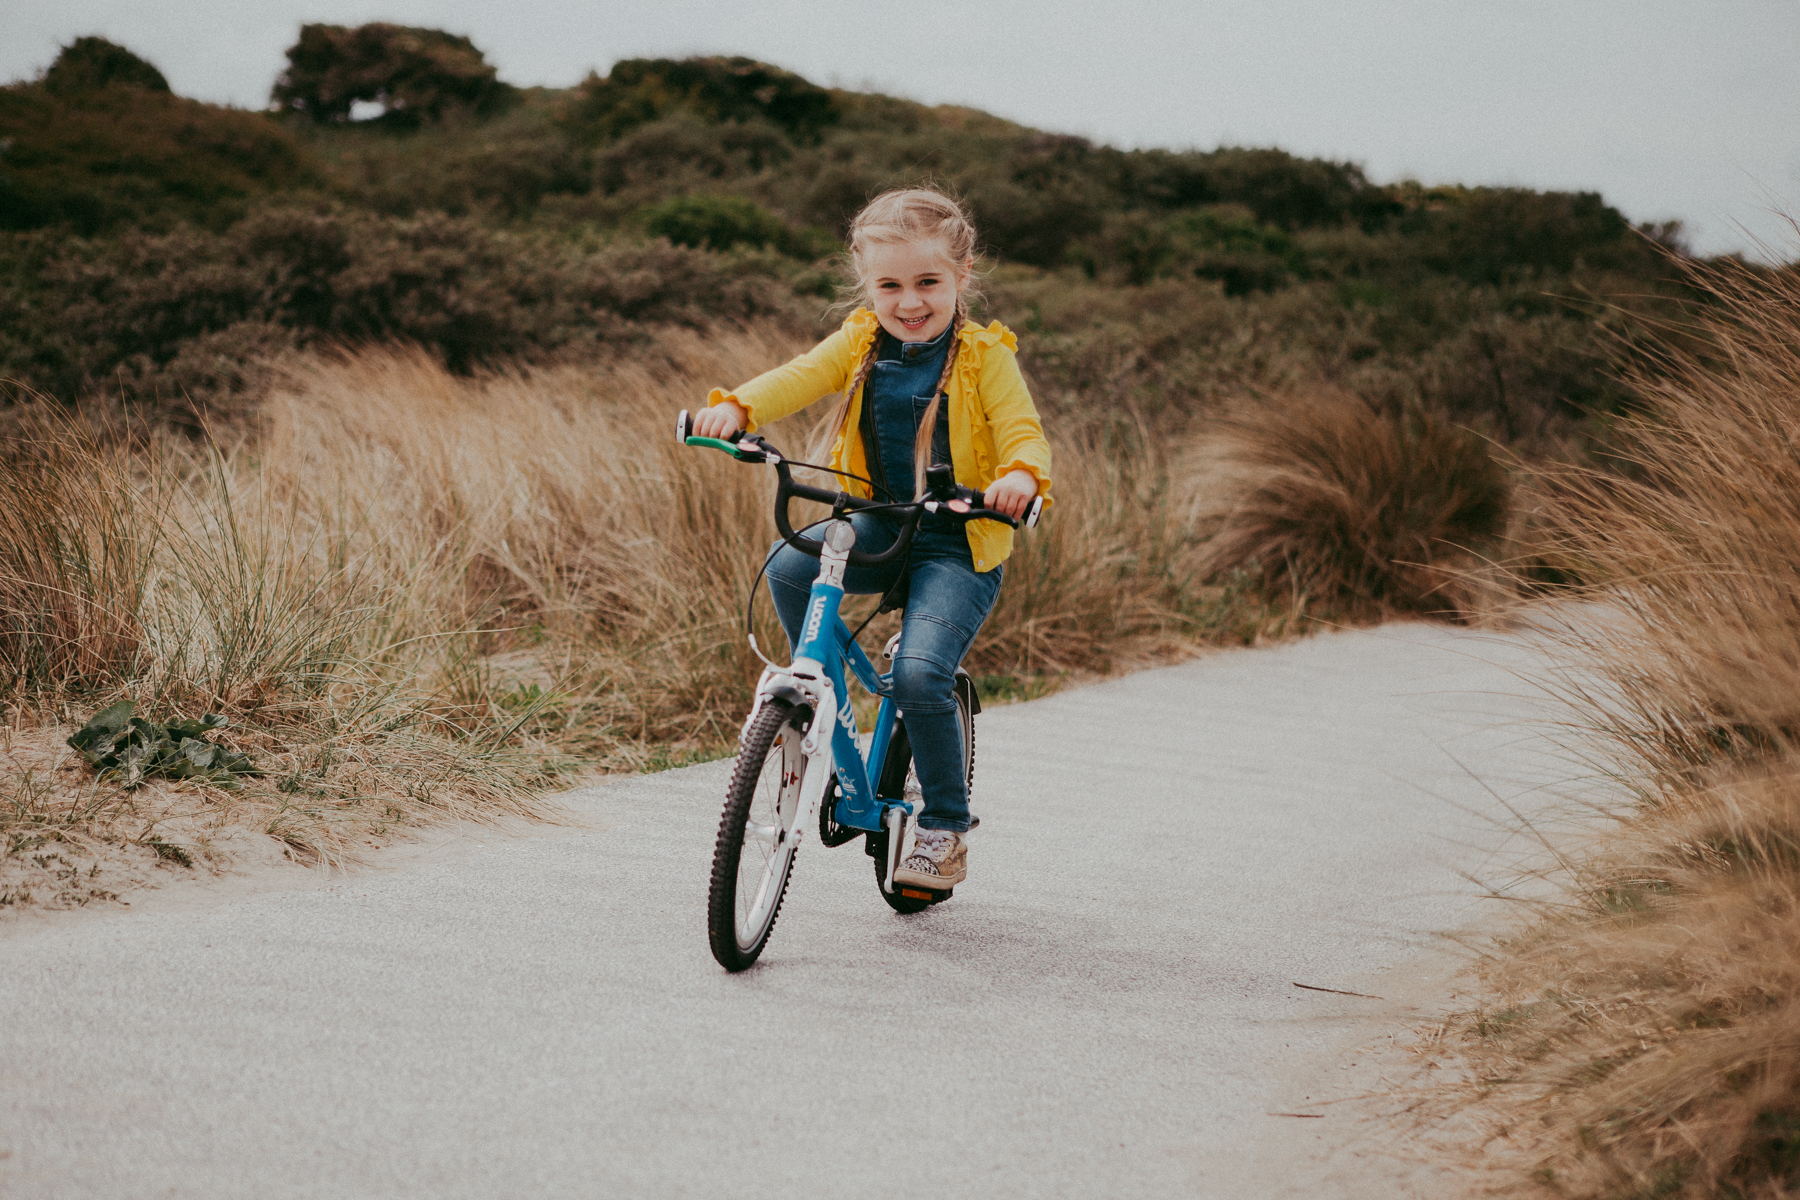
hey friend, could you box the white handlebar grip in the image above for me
[676,409,692,443]
[1024,496,1044,529]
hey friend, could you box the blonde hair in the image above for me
[815,187,980,498]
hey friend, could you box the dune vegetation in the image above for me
[1,323,1254,903]
[10,27,1800,1200]
[1433,255,1800,1199]
[0,28,1718,910]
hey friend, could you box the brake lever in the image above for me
[919,471,1041,530]
[922,498,1020,529]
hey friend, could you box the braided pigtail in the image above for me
[911,302,967,499]
[807,340,880,470]
[846,343,880,418]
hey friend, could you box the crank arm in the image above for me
[881,803,908,895]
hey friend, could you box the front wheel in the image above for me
[708,700,808,971]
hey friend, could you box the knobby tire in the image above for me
[708,700,805,971]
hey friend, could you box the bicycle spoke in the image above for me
[728,727,803,948]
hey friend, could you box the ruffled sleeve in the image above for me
[964,321,1051,504]
[708,310,877,432]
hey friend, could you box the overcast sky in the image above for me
[7,0,1797,258]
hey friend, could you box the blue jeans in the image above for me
[766,514,1002,832]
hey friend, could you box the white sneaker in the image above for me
[893,827,967,889]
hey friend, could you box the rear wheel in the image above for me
[708,701,807,971]
[873,681,976,913]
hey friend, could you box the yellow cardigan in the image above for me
[707,308,1052,572]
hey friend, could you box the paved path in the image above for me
[1,623,1572,1198]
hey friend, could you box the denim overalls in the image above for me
[764,324,1003,833]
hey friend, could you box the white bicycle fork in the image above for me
[756,520,855,875]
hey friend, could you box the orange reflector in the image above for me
[900,888,934,900]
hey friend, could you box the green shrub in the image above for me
[1186,147,1396,230]
[1401,186,1648,284]
[42,37,170,96]
[563,56,838,144]
[638,193,829,258]
[967,135,1112,266]
[746,122,1392,268]
[1093,146,1393,229]
[0,83,318,234]
[271,23,515,126]
[0,44,1699,458]
[309,94,589,219]
[1088,205,1305,291]
[0,208,800,406]
[642,194,779,251]
[592,116,792,199]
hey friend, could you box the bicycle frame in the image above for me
[741,524,917,885]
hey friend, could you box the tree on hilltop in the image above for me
[43,37,171,96]
[564,57,839,144]
[270,24,514,126]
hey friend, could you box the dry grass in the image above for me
[1195,388,1514,622]
[0,421,156,692]
[3,319,1313,906]
[250,328,801,760]
[978,401,1280,675]
[251,330,1285,728]
[1448,257,1800,1198]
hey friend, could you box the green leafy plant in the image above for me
[67,700,260,789]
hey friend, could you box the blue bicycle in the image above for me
[677,411,1042,971]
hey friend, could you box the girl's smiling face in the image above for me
[862,239,969,343]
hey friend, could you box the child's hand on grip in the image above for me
[983,469,1039,520]
[693,401,747,440]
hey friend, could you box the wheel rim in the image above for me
[735,725,802,950]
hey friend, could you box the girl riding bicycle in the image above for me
[689,187,1052,893]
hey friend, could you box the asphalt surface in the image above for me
[1,622,1572,1198]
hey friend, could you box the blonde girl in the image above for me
[690,187,1051,891]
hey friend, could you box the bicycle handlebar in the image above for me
[676,410,1043,564]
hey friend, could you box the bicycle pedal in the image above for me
[899,887,935,901]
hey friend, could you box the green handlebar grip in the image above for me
[684,435,742,454]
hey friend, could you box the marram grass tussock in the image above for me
[1446,254,1800,1199]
